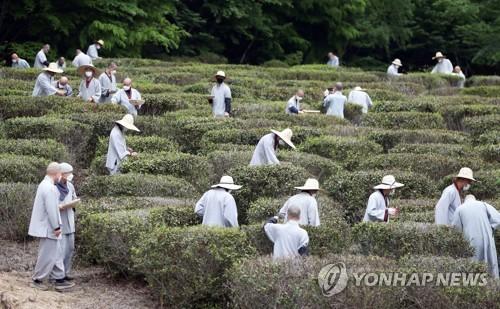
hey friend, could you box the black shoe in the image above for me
[54,279,75,291]
[30,279,48,291]
[64,276,74,281]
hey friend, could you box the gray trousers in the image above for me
[32,238,65,281]
[62,233,75,276]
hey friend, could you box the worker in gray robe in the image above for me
[34,44,50,68]
[52,76,73,97]
[435,167,476,225]
[32,63,66,97]
[28,163,74,291]
[431,52,453,74]
[279,178,320,226]
[56,163,78,280]
[264,205,310,260]
[57,57,66,70]
[453,66,466,88]
[77,64,101,103]
[363,175,404,222]
[11,53,30,68]
[111,78,142,117]
[208,70,232,117]
[249,128,295,166]
[99,62,118,103]
[387,59,403,76]
[285,90,304,114]
[347,86,373,113]
[106,114,140,175]
[452,195,500,278]
[327,52,339,67]
[195,176,241,227]
[323,82,347,118]
[87,39,104,60]
[72,49,92,67]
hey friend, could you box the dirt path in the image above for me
[0,240,157,309]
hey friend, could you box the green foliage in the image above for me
[95,135,179,158]
[0,183,36,241]
[461,86,500,97]
[366,129,467,151]
[361,112,445,130]
[476,144,500,163]
[352,222,474,258]
[0,154,49,183]
[0,138,68,161]
[463,114,500,136]
[131,225,256,307]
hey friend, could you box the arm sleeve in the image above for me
[78,81,83,98]
[224,97,232,113]
[112,133,130,160]
[264,136,279,164]
[309,200,320,226]
[485,203,500,229]
[264,222,278,243]
[92,80,102,102]
[100,76,109,96]
[40,53,48,66]
[279,202,288,219]
[451,209,463,232]
[223,195,239,227]
[111,91,120,104]
[366,94,373,108]
[66,85,73,97]
[300,231,309,249]
[366,194,386,222]
[41,77,57,96]
[194,194,206,217]
[288,105,299,114]
[435,190,450,225]
[431,65,437,74]
[44,187,60,230]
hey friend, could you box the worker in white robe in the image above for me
[347,86,373,113]
[77,64,101,103]
[55,163,78,280]
[431,52,453,74]
[34,44,50,68]
[32,63,66,97]
[249,128,295,166]
[29,163,74,291]
[87,39,104,60]
[264,205,310,260]
[57,57,66,70]
[327,52,339,67]
[452,195,500,278]
[52,76,73,97]
[99,62,118,103]
[105,114,140,175]
[279,178,320,226]
[208,70,232,117]
[111,78,142,117]
[195,175,241,227]
[435,167,476,225]
[285,89,304,114]
[363,175,403,222]
[11,53,30,68]
[387,59,403,76]
[323,82,347,118]
[72,49,92,67]
[453,66,466,88]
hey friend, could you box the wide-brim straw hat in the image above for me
[115,114,140,132]
[373,175,404,190]
[77,64,100,76]
[455,167,476,182]
[215,70,226,78]
[432,52,445,59]
[43,62,63,74]
[353,86,365,91]
[392,59,402,66]
[271,128,295,149]
[212,175,242,190]
[97,39,105,46]
[295,178,320,191]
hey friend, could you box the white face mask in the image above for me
[463,184,471,191]
[96,45,101,50]
[278,140,285,147]
[123,85,131,91]
[389,189,395,196]
[56,175,62,183]
[67,174,74,182]
[85,71,93,78]
[297,96,303,101]
[12,60,18,63]
[438,59,443,63]
[111,70,117,75]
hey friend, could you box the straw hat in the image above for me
[77,64,100,76]
[215,70,226,78]
[432,52,445,60]
[373,175,404,190]
[97,39,105,46]
[212,175,242,190]
[392,59,402,66]
[455,167,476,182]
[115,114,140,132]
[295,178,320,191]
[43,62,63,74]
[353,86,365,91]
[271,128,295,149]
[59,162,73,174]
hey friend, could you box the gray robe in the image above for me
[452,200,500,278]
[34,49,48,68]
[78,78,101,102]
[59,182,77,275]
[32,72,57,97]
[431,59,453,74]
[195,188,239,227]
[324,92,347,118]
[111,88,141,116]
[264,221,309,260]
[279,192,320,226]
[87,44,99,60]
[363,191,389,222]
[210,83,231,116]
[249,133,279,166]
[72,53,92,67]
[105,125,129,175]
[12,58,30,69]
[435,184,461,225]
[99,72,117,103]
[52,81,73,96]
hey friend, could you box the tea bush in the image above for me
[0,138,69,161]
[0,182,36,241]
[361,112,445,130]
[0,154,50,183]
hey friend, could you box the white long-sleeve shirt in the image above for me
[348,90,373,114]
[435,184,461,225]
[363,191,389,222]
[32,72,57,97]
[78,78,101,102]
[323,92,347,118]
[105,125,130,175]
[249,133,279,166]
[264,220,309,260]
[279,192,320,226]
[432,59,453,74]
[195,188,239,227]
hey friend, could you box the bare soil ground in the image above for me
[0,240,158,309]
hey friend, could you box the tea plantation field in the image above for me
[0,59,499,308]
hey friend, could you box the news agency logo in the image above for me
[317,262,348,296]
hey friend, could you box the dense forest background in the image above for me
[1,0,499,74]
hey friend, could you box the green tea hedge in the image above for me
[0,154,50,183]
[366,129,467,151]
[0,182,36,241]
[0,138,69,161]
[361,112,445,130]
